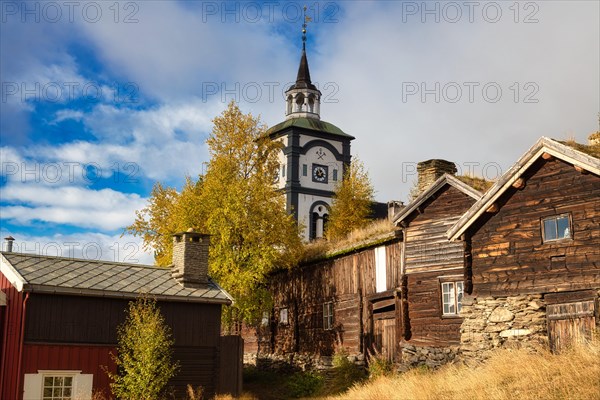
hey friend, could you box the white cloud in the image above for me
[1,184,146,231]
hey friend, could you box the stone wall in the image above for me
[399,344,460,371]
[459,294,548,362]
[245,351,365,372]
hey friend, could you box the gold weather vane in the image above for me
[302,5,312,50]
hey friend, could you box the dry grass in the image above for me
[214,394,258,400]
[561,138,600,158]
[455,175,495,192]
[302,220,396,262]
[329,340,600,400]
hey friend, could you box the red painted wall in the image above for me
[1,273,25,400]
[22,344,117,398]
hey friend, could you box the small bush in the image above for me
[330,349,367,393]
[367,349,394,379]
[286,370,324,398]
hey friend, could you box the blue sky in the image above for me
[1,1,599,263]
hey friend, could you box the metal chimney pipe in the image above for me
[4,236,15,252]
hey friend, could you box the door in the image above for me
[547,300,596,353]
[373,318,396,362]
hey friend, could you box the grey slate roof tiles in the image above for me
[0,252,231,304]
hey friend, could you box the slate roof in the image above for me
[289,49,318,91]
[0,252,232,304]
[447,137,600,241]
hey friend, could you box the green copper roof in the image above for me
[267,117,355,140]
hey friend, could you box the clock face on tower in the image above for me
[312,164,328,183]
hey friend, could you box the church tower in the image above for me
[266,18,354,241]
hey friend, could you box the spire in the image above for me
[290,6,316,91]
[284,7,321,120]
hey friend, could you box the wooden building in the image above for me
[393,172,482,366]
[244,232,403,365]
[0,231,240,400]
[448,137,600,356]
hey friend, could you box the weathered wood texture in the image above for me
[270,240,402,356]
[469,158,600,296]
[218,335,243,397]
[402,185,477,347]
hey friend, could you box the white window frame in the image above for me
[375,246,387,293]
[279,308,289,325]
[541,213,572,242]
[23,370,93,400]
[441,281,464,316]
[323,302,334,330]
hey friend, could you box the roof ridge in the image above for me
[0,251,159,269]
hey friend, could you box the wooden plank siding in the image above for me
[0,273,26,400]
[402,185,478,347]
[22,343,116,398]
[270,239,403,356]
[468,158,600,297]
[18,293,223,398]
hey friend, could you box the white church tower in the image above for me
[266,18,354,241]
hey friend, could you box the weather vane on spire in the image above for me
[302,5,312,51]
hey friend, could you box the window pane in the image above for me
[557,216,570,238]
[543,219,557,240]
[44,388,53,397]
[64,376,73,386]
[64,388,72,396]
[44,377,54,386]
[302,164,308,176]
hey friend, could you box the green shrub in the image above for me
[107,297,179,400]
[368,350,394,379]
[330,349,367,392]
[286,370,324,398]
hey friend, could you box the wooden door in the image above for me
[547,300,596,353]
[374,318,396,362]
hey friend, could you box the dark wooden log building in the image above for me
[448,137,600,355]
[393,173,482,366]
[0,231,241,400]
[245,137,599,368]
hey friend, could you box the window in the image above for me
[441,281,464,316]
[302,164,308,176]
[43,375,73,400]
[333,169,338,181]
[279,308,288,325]
[282,164,286,178]
[23,371,93,400]
[323,302,334,330]
[542,214,572,242]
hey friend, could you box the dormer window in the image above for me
[542,213,572,242]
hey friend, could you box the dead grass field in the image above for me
[328,339,600,400]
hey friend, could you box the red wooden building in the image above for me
[0,231,237,400]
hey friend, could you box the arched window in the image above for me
[309,202,330,240]
[295,94,305,112]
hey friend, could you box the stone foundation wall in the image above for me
[459,294,548,362]
[245,352,365,372]
[399,344,460,371]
